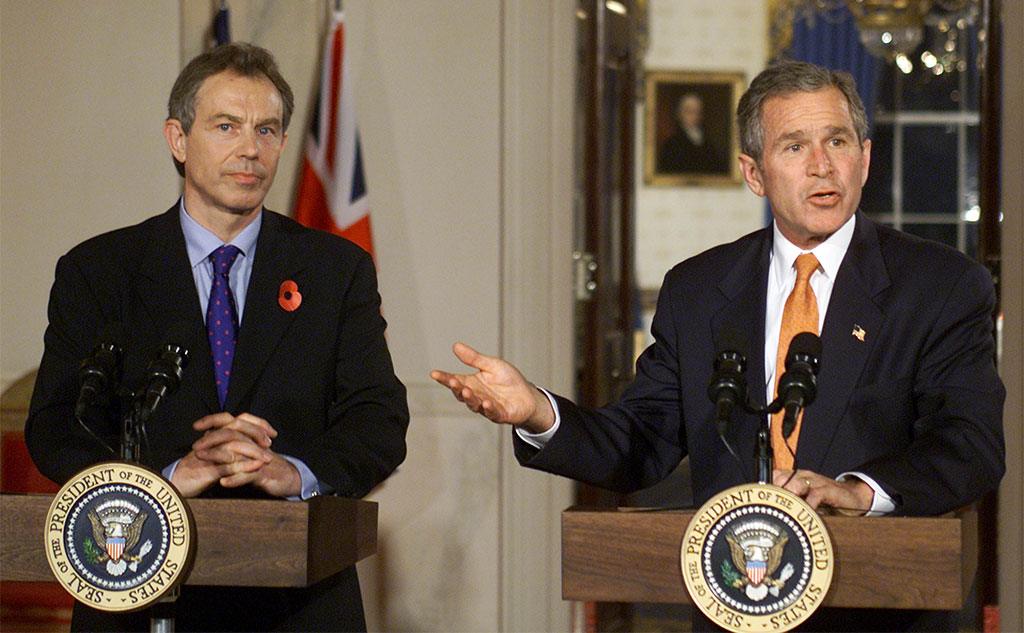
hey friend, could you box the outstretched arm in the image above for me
[430,342,555,434]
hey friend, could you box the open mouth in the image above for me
[809,190,839,203]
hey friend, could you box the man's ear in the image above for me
[163,119,187,164]
[859,138,872,187]
[738,153,766,198]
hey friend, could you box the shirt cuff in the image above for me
[281,454,324,500]
[162,460,179,483]
[163,457,323,500]
[514,387,561,449]
[838,471,896,516]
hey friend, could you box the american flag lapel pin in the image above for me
[851,325,866,342]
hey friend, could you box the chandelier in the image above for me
[771,0,982,74]
[846,0,981,74]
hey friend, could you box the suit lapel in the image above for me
[711,230,771,465]
[798,214,889,473]
[224,212,305,412]
[132,208,219,412]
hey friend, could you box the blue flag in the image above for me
[214,1,230,46]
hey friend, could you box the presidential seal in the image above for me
[44,462,194,612]
[681,484,833,632]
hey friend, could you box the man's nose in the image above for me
[237,131,259,158]
[807,145,832,177]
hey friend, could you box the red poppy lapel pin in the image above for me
[278,280,302,312]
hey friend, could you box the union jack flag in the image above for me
[293,9,373,257]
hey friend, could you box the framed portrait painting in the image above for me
[644,70,745,186]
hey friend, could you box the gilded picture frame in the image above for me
[644,70,745,187]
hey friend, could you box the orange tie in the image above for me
[772,253,819,470]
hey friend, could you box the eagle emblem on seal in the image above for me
[724,520,795,601]
[85,499,153,576]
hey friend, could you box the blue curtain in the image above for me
[786,5,879,129]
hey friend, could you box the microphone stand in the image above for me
[755,416,772,484]
[120,403,142,463]
[745,398,785,485]
[119,395,179,633]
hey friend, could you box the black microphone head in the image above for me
[159,321,194,361]
[709,326,748,406]
[78,321,126,382]
[785,332,821,374]
[779,331,821,413]
[713,326,748,372]
[75,321,127,418]
[144,322,193,393]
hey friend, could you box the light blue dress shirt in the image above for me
[162,200,322,499]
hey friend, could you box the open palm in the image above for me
[430,342,552,432]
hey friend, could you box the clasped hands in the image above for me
[171,412,301,498]
[433,342,874,516]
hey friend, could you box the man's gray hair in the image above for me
[167,43,294,177]
[737,60,868,161]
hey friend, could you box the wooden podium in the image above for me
[1,493,377,588]
[562,506,977,610]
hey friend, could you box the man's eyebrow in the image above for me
[209,112,243,123]
[826,125,855,137]
[207,113,281,128]
[774,129,808,145]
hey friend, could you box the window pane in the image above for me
[965,221,979,261]
[903,125,958,215]
[903,223,957,249]
[862,124,893,215]
[965,124,980,211]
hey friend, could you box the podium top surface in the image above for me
[1,493,377,588]
[561,506,977,610]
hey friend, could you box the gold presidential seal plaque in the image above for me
[681,483,834,632]
[44,462,194,612]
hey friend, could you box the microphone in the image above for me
[707,328,748,438]
[778,332,822,439]
[137,324,191,423]
[75,322,126,419]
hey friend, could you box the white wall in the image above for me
[635,0,769,289]
[0,0,181,388]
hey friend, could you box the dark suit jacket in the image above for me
[26,206,409,631]
[657,127,729,175]
[516,213,1005,516]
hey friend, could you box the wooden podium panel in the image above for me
[562,507,977,610]
[1,493,377,588]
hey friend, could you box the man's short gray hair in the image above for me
[737,60,868,162]
[167,43,294,177]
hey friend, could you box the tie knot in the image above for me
[209,245,241,274]
[794,253,819,282]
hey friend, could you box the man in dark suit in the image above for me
[26,43,408,631]
[432,61,1004,629]
[657,92,729,175]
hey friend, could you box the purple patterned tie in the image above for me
[207,245,241,408]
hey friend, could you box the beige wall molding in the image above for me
[998,0,1023,629]
[499,1,576,631]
